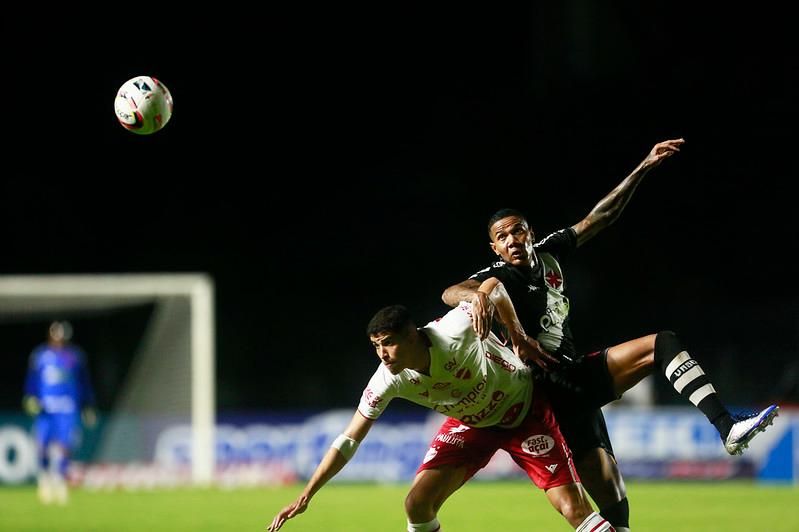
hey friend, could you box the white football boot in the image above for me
[724,404,779,455]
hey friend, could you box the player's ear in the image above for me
[490,242,500,256]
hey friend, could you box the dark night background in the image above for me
[2,4,797,414]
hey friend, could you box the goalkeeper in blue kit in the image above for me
[23,321,96,504]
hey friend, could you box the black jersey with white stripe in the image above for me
[470,227,579,364]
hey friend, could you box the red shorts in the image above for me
[417,387,579,490]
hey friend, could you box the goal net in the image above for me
[0,273,215,485]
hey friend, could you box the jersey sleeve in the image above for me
[468,262,506,283]
[357,366,399,420]
[534,227,577,259]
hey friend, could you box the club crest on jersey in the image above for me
[521,434,555,456]
[545,270,562,289]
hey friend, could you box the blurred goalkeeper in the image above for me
[23,320,97,505]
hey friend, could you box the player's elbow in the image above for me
[441,287,458,307]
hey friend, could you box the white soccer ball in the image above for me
[114,76,173,135]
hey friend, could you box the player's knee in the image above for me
[404,490,435,522]
[547,484,593,526]
[557,496,593,526]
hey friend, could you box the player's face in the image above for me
[49,323,66,343]
[370,330,412,375]
[489,216,535,266]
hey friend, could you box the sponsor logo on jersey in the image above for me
[521,434,555,456]
[458,389,506,425]
[539,313,553,332]
[362,387,383,409]
[433,376,489,416]
[444,358,458,371]
[449,424,470,434]
[545,463,559,474]
[485,351,516,372]
[41,395,77,414]
[527,284,539,292]
[435,433,465,448]
[42,365,66,385]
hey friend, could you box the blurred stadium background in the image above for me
[0,273,796,531]
[4,2,798,531]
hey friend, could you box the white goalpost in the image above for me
[0,273,215,484]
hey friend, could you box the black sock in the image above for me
[601,497,629,529]
[654,331,733,438]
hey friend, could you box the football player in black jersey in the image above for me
[442,138,779,532]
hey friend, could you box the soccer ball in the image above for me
[114,76,173,135]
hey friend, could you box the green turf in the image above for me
[0,481,796,531]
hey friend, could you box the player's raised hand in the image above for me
[267,495,309,531]
[470,291,496,340]
[643,138,685,170]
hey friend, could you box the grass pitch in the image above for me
[0,481,796,531]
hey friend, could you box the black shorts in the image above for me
[535,349,619,461]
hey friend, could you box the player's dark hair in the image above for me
[487,208,528,236]
[366,305,414,337]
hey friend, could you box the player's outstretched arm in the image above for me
[572,137,685,247]
[267,411,374,531]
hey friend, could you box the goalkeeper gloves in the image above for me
[22,397,98,427]
[22,395,41,416]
